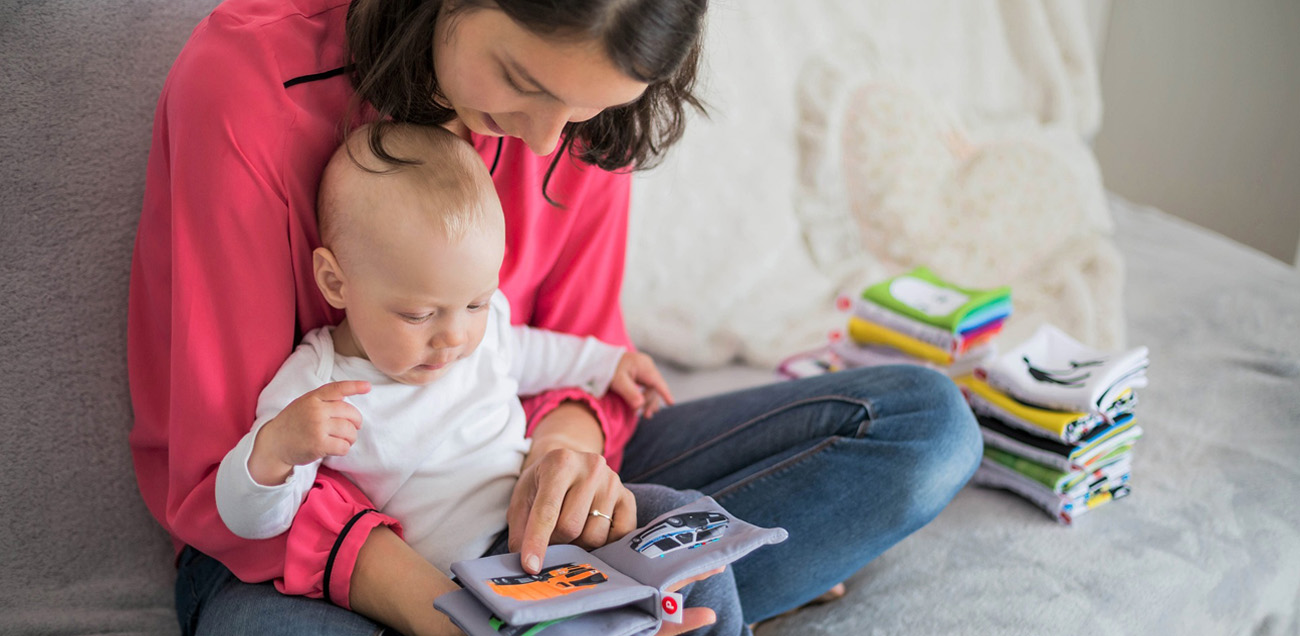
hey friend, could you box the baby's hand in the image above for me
[249,380,369,485]
[608,352,675,418]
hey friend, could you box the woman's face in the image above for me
[433,7,650,156]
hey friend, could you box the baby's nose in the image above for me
[434,329,466,348]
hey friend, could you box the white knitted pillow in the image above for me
[796,57,1125,349]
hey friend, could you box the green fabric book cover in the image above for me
[862,266,1011,332]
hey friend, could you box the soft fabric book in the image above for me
[847,295,1007,354]
[972,457,1131,525]
[434,496,787,636]
[859,266,1012,333]
[956,374,1126,444]
[982,323,1149,413]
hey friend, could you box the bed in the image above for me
[1,0,1296,634]
[665,195,1300,635]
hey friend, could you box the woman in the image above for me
[128,0,982,634]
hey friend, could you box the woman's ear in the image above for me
[313,247,348,309]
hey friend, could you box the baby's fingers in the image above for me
[321,434,355,458]
[328,400,364,430]
[609,373,645,410]
[635,361,675,407]
[318,418,359,457]
[642,392,663,419]
[314,380,371,402]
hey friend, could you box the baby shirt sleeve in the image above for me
[215,337,329,540]
[507,325,627,398]
[492,292,626,397]
[512,166,640,469]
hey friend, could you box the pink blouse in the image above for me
[128,0,637,608]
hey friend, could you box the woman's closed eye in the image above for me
[503,70,544,97]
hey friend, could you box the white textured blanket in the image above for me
[625,1,1121,368]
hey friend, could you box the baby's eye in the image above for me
[400,313,432,323]
[467,303,487,312]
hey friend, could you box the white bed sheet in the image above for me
[659,195,1300,635]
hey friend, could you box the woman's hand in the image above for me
[507,445,637,573]
[656,567,725,635]
[507,402,636,573]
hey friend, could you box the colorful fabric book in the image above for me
[956,375,1115,444]
[972,455,1132,525]
[848,297,1006,357]
[830,339,995,378]
[975,413,1142,471]
[860,266,1011,333]
[982,446,1132,497]
[982,324,1149,413]
[847,316,953,365]
[435,497,786,636]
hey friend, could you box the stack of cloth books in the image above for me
[955,324,1150,525]
[778,266,1013,379]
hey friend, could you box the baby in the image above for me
[215,123,672,575]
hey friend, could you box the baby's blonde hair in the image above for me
[317,123,498,266]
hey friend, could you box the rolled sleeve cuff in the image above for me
[276,468,403,610]
[521,388,638,471]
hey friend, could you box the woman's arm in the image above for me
[525,402,606,460]
[501,159,653,572]
[350,526,462,636]
[129,11,401,609]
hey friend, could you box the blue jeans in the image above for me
[175,545,388,636]
[175,485,743,636]
[176,365,980,634]
[619,365,983,624]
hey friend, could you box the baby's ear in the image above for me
[312,247,347,309]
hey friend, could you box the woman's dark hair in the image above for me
[344,0,708,204]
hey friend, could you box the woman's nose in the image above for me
[520,104,572,156]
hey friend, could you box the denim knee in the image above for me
[898,367,982,519]
[838,365,982,523]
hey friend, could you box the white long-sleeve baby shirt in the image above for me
[215,291,626,574]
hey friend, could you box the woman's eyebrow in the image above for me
[504,54,645,109]
[504,56,558,101]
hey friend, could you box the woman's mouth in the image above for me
[482,113,507,136]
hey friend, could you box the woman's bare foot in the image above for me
[749,582,848,632]
[808,583,846,605]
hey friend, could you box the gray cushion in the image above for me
[1,1,221,633]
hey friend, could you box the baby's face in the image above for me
[341,222,504,386]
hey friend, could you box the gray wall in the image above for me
[1093,0,1300,266]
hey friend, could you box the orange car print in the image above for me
[487,563,608,602]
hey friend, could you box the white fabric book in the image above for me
[982,324,1148,413]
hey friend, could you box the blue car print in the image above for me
[628,512,729,558]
